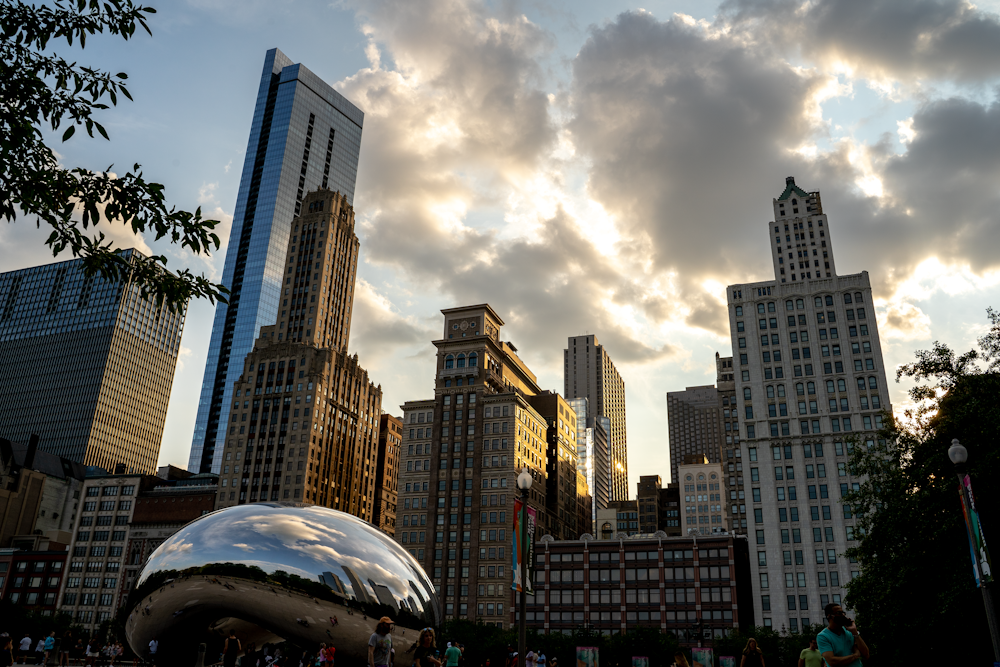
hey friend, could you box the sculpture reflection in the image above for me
[125,504,439,664]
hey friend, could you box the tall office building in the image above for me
[564,335,628,501]
[525,391,586,540]
[215,190,383,516]
[0,250,186,474]
[395,304,572,625]
[729,177,890,632]
[375,414,402,537]
[566,397,610,535]
[190,48,365,474]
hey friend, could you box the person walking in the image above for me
[412,628,440,667]
[0,637,14,667]
[368,618,393,667]
[43,632,57,664]
[17,635,31,664]
[59,632,72,667]
[443,641,462,667]
[817,604,869,667]
[536,652,545,667]
[740,639,764,667]
[798,639,822,667]
[224,632,241,667]
[525,650,536,667]
[147,638,158,666]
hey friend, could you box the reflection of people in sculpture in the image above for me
[369,618,394,667]
[223,631,241,667]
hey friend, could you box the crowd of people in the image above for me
[0,630,126,666]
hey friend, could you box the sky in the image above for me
[4,0,1000,489]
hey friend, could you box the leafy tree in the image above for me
[843,308,1000,664]
[1,0,227,311]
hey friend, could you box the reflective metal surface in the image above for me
[125,503,439,663]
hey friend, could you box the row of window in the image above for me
[0,561,62,573]
[84,485,134,497]
[4,576,60,589]
[81,500,131,512]
[61,592,114,606]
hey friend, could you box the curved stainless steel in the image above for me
[125,503,439,663]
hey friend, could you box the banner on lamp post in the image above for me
[960,474,993,587]
[512,497,536,594]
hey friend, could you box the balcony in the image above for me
[439,366,480,378]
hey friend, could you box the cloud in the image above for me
[878,300,932,340]
[719,0,1000,83]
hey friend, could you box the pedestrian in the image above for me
[443,641,461,667]
[44,631,57,664]
[0,637,13,667]
[318,643,329,666]
[84,638,99,667]
[525,649,536,667]
[797,638,822,667]
[739,639,764,667]
[548,658,557,667]
[18,635,31,664]
[245,642,258,667]
[504,646,517,667]
[147,638,159,666]
[536,652,546,667]
[224,631,241,667]
[59,631,72,667]
[35,637,46,661]
[817,604,869,667]
[412,628,440,667]
[368,617,393,667]
[74,638,86,665]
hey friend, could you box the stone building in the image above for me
[215,189,383,519]
[727,177,890,631]
[375,414,402,536]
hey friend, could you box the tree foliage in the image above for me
[843,308,1000,664]
[0,0,227,311]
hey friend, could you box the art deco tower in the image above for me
[727,176,889,632]
[190,48,364,474]
[216,190,382,518]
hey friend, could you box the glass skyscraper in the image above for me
[0,249,186,474]
[189,48,364,473]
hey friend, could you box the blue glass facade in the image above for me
[0,249,185,474]
[189,49,364,473]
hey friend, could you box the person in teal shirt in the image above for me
[444,642,463,667]
[43,632,56,664]
[816,604,869,667]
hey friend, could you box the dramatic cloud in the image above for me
[720,0,1000,82]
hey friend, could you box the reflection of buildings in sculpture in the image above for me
[368,579,399,612]
[319,571,347,597]
[342,565,375,606]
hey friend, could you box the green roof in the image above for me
[777,177,810,201]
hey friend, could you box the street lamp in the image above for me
[949,438,1000,661]
[517,470,533,667]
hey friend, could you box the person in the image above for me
[59,632,72,667]
[73,638,86,665]
[526,650,537,667]
[148,638,159,666]
[224,631,241,667]
[413,628,441,667]
[18,635,31,664]
[740,638,764,667]
[671,653,690,667]
[505,646,517,667]
[798,638,822,667]
[84,638,99,667]
[369,617,393,667]
[443,641,462,667]
[35,637,46,661]
[44,631,57,664]
[536,652,546,667]
[1,637,14,667]
[817,603,869,667]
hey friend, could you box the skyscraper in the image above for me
[564,335,628,501]
[375,414,402,536]
[566,396,610,533]
[190,48,365,474]
[0,250,186,474]
[215,190,382,516]
[729,177,890,632]
[394,304,556,625]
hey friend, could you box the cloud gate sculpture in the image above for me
[125,504,439,664]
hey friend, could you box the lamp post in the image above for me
[517,470,533,667]
[948,438,1000,661]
